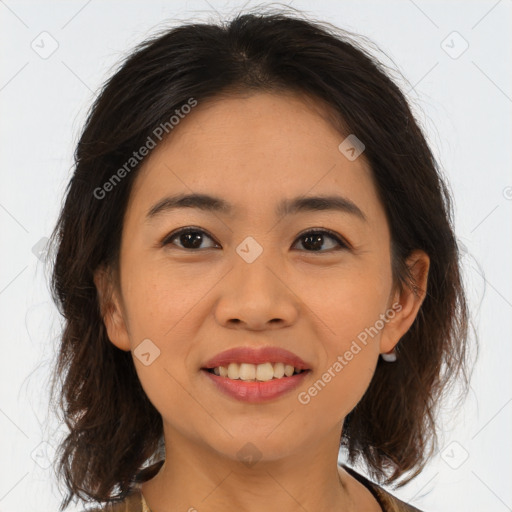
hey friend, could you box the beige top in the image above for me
[86,463,423,512]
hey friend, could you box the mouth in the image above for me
[202,362,308,381]
[201,346,312,403]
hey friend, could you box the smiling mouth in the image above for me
[202,362,309,382]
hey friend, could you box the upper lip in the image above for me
[202,346,311,370]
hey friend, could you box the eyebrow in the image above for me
[145,193,367,223]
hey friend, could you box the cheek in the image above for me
[117,267,197,413]
[298,312,380,421]
[132,356,206,446]
[121,241,390,431]
[124,268,199,415]
[298,355,377,423]
[121,258,209,341]
[317,268,391,351]
[303,265,390,411]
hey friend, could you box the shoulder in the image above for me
[78,461,162,512]
[371,486,423,512]
[80,488,143,512]
[340,464,424,512]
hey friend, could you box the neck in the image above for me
[140,425,358,512]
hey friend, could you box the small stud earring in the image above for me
[380,349,397,362]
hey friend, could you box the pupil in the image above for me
[303,234,323,251]
[181,232,202,249]
[179,232,325,251]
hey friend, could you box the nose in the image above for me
[213,249,300,331]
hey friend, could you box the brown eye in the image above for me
[162,227,218,250]
[293,229,348,252]
[161,227,348,253]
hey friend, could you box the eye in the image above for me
[162,226,349,253]
[292,228,349,252]
[161,226,219,250]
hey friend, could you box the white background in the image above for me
[1,1,511,511]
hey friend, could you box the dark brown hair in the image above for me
[47,6,474,510]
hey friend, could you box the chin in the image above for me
[201,425,308,464]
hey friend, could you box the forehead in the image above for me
[126,91,385,227]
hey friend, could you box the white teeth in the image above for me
[273,362,285,379]
[284,364,295,377]
[256,362,274,381]
[227,362,239,380]
[209,362,304,381]
[239,363,256,381]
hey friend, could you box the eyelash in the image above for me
[161,226,349,253]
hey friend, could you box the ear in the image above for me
[380,249,430,354]
[93,265,131,352]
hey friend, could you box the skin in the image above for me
[94,91,429,512]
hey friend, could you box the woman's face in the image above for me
[96,91,428,463]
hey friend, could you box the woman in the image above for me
[47,8,471,512]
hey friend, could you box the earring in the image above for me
[380,349,397,362]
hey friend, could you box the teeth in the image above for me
[256,362,274,381]
[210,362,304,381]
[273,362,285,379]
[239,363,256,381]
[284,364,295,377]
[227,362,239,380]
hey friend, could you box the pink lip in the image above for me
[202,369,310,403]
[202,346,311,370]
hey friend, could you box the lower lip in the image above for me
[201,369,310,403]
